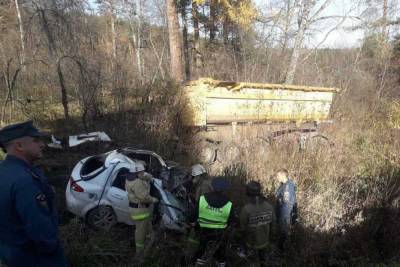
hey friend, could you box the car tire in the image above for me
[86,205,117,231]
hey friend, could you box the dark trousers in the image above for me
[195,228,227,263]
[0,243,67,267]
[246,247,271,267]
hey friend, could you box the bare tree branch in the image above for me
[310,15,362,24]
[309,0,334,23]
[301,15,348,64]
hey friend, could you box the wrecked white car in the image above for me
[65,148,190,232]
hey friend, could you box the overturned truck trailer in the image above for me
[182,78,339,163]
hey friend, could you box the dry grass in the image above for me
[48,95,400,266]
[11,67,399,265]
[198,95,400,264]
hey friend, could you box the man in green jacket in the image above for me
[186,164,214,262]
[192,177,235,267]
[125,161,158,264]
[240,181,276,266]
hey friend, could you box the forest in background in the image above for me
[1,0,400,265]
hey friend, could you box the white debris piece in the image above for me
[69,132,111,147]
[47,135,63,149]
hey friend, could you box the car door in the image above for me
[125,151,165,178]
[148,154,164,178]
[106,167,131,224]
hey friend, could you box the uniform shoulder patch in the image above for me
[29,169,42,181]
[248,211,272,226]
[35,193,48,208]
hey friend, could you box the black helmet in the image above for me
[246,181,261,196]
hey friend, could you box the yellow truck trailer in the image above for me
[182,78,339,163]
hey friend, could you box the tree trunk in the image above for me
[131,0,143,81]
[181,8,190,80]
[110,12,116,60]
[192,1,202,74]
[209,0,217,41]
[57,59,69,120]
[284,0,313,84]
[232,26,243,80]
[36,5,70,121]
[280,0,292,55]
[38,9,56,55]
[222,17,229,45]
[14,0,25,68]
[166,0,184,82]
[279,0,293,80]
[382,0,388,39]
[0,55,21,124]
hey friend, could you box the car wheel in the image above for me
[86,205,117,231]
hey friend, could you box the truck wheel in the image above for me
[305,134,331,151]
[253,139,268,156]
[199,143,217,164]
[218,143,240,162]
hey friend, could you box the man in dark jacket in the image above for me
[0,121,68,267]
[240,181,276,266]
[275,169,297,250]
[191,177,235,267]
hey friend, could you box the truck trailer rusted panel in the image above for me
[183,78,339,127]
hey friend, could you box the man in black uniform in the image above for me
[240,181,276,266]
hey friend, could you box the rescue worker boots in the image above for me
[143,231,155,256]
[195,258,226,267]
[195,257,207,266]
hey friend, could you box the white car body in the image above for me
[65,148,189,232]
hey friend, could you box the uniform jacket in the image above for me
[240,197,276,249]
[191,191,236,226]
[125,172,157,204]
[275,178,297,224]
[194,178,213,203]
[0,155,67,267]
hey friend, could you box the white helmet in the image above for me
[134,161,145,172]
[136,160,147,168]
[191,164,206,177]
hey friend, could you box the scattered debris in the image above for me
[47,131,112,149]
[69,132,111,147]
